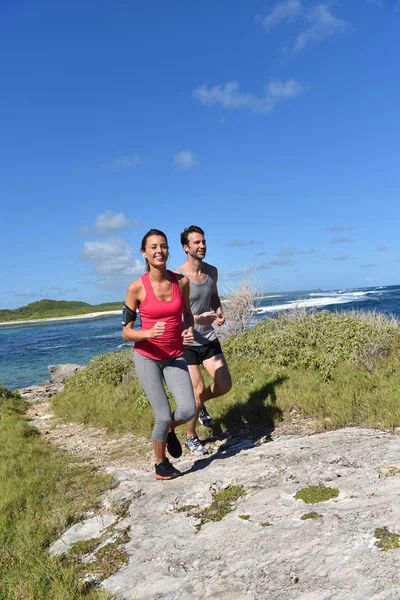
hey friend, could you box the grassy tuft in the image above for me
[301,512,322,520]
[295,485,339,504]
[375,527,400,551]
[181,485,246,532]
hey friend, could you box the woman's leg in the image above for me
[163,356,196,427]
[133,352,172,464]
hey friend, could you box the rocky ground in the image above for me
[23,367,400,600]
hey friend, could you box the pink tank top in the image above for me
[135,271,184,360]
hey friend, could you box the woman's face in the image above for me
[143,235,169,268]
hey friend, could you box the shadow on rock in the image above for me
[184,375,286,476]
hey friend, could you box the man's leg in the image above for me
[185,363,206,438]
[201,353,232,402]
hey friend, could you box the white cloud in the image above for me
[277,247,297,256]
[299,248,316,254]
[105,154,149,170]
[325,225,353,231]
[277,247,316,256]
[331,236,353,244]
[17,285,78,299]
[194,79,308,115]
[226,239,256,248]
[40,285,78,294]
[335,253,349,260]
[95,210,138,235]
[294,4,347,52]
[75,225,90,237]
[270,258,294,266]
[256,0,303,29]
[17,289,40,298]
[80,237,144,288]
[376,244,388,251]
[173,150,199,170]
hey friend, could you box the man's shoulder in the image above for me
[204,262,218,277]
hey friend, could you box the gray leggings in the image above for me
[134,351,196,443]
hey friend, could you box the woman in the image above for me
[122,229,196,480]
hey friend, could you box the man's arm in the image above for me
[209,265,225,326]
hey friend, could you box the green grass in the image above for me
[295,485,339,504]
[375,527,400,551]
[53,310,400,437]
[301,512,322,520]
[182,486,247,532]
[0,386,113,600]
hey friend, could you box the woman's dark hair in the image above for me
[180,225,204,248]
[141,229,169,272]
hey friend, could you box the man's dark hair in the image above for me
[180,225,205,248]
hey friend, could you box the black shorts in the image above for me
[183,339,223,366]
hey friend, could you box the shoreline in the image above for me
[0,310,121,328]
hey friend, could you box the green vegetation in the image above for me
[295,485,339,504]
[176,505,199,513]
[0,385,113,599]
[239,514,251,520]
[0,299,122,323]
[301,512,322,520]
[177,486,246,532]
[68,529,130,581]
[261,522,272,527]
[54,310,400,436]
[375,527,400,551]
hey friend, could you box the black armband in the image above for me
[210,295,221,311]
[122,304,137,326]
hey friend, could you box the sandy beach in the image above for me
[0,310,121,328]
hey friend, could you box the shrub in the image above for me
[223,310,400,380]
[217,268,260,340]
[64,350,134,393]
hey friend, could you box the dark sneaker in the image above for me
[166,429,182,458]
[155,458,181,480]
[198,406,213,427]
[185,435,209,456]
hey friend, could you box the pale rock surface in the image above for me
[18,363,82,402]
[91,428,400,599]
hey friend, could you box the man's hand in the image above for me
[182,328,194,344]
[150,322,166,338]
[215,309,225,326]
[196,311,217,326]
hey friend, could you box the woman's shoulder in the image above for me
[127,276,145,296]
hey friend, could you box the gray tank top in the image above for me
[177,263,216,346]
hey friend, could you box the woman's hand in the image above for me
[182,328,194,344]
[150,322,166,338]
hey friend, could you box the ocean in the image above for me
[1,284,400,390]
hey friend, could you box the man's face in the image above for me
[185,232,206,259]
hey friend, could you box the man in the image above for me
[175,225,232,455]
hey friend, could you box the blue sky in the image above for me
[1,0,399,309]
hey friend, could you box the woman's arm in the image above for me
[121,279,165,342]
